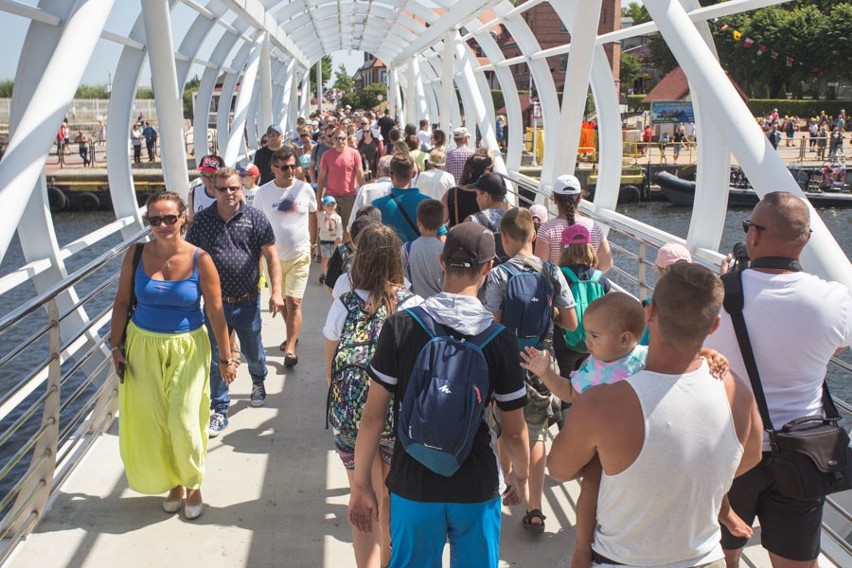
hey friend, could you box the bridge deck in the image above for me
[10,262,778,568]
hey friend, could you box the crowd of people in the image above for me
[759,108,847,158]
[109,105,850,568]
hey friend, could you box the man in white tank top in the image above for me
[548,263,763,568]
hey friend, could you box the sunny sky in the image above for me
[0,1,638,86]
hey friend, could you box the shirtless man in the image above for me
[548,263,763,567]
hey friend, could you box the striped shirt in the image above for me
[536,217,605,264]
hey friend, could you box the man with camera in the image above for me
[706,191,851,567]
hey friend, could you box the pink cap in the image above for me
[655,243,692,268]
[529,204,548,222]
[561,224,591,246]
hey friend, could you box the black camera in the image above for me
[732,242,750,272]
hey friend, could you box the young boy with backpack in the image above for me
[401,199,445,298]
[349,223,531,567]
[483,207,578,534]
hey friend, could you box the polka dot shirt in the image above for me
[186,203,275,297]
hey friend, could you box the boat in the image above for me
[0,1,849,567]
[655,170,852,208]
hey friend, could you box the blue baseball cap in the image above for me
[322,196,337,206]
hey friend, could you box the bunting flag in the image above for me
[718,23,822,74]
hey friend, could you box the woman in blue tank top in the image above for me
[108,192,234,520]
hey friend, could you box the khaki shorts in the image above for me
[280,252,311,298]
[331,194,356,229]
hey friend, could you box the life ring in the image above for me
[619,185,641,203]
[48,187,68,213]
[74,192,101,211]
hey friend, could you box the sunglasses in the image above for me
[333,136,347,142]
[216,185,242,193]
[273,163,296,171]
[741,219,765,233]
[146,214,179,226]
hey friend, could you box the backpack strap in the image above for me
[590,270,603,283]
[389,193,420,237]
[499,262,518,278]
[403,241,413,281]
[561,267,579,285]
[469,320,505,350]
[473,211,494,231]
[405,306,441,338]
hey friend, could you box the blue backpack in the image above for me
[560,268,606,352]
[398,306,504,477]
[500,262,554,350]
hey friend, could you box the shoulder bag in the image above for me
[722,261,851,500]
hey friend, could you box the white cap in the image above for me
[553,174,582,196]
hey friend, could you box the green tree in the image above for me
[135,87,154,99]
[75,84,110,99]
[333,64,355,95]
[0,79,13,98]
[309,55,333,93]
[620,52,642,94]
[622,2,650,24]
[357,83,387,111]
[183,75,201,119]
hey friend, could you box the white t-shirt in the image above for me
[704,270,851,450]
[414,169,455,201]
[323,283,422,341]
[254,178,317,260]
[347,178,392,230]
[191,181,217,215]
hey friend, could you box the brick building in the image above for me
[498,1,622,95]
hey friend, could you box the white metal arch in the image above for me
[0,0,848,292]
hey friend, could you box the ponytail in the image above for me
[554,194,578,225]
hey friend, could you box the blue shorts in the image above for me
[389,493,501,568]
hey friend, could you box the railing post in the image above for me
[7,300,61,536]
[637,242,649,302]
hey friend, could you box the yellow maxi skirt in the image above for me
[119,321,211,494]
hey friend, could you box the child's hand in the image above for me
[700,347,729,380]
[520,347,551,378]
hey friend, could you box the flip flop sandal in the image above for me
[522,509,546,534]
[284,353,298,368]
[279,339,299,352]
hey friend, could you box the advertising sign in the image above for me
[651,101,695,124]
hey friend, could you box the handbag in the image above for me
[722,261,852,500]
[117,243,144,383]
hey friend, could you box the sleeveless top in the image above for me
[446,186,480,227]
[594,361,742,568]
[132,248,204,333]
[192,183,217,214]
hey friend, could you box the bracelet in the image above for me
[219,358,237,366]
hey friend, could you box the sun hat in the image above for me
[452,127,470,140]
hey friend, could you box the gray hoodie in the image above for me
[419,292,495,336]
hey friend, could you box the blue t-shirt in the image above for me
[373,187,430,243]
[132,249,203,333]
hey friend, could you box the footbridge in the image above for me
[0,1,849,566]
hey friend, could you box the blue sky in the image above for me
[0,1,635,86]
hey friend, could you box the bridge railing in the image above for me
[0,227,148,564]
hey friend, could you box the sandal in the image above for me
[522,509,546,534]
[284,353,299,368]
[279,339,299,352]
